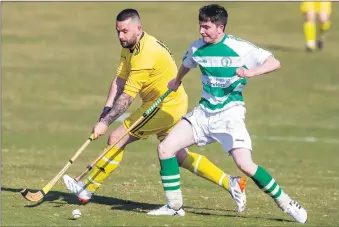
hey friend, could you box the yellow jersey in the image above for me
[116,31,187,105]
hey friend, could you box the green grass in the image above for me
[2,2,339,226]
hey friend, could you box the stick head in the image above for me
[20,188,45,202]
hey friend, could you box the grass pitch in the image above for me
[2,2,339,226]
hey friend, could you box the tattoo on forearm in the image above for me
[101,93,133,126]
[113,85,124,104]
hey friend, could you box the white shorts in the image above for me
[183,105,252,154]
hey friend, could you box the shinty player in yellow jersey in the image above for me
[63,8,247,212]
[300,1,332,51]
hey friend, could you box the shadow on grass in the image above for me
[1,187,160,210]
[258,43,301,53]
[2,187,293,223]
[189,210,294,223]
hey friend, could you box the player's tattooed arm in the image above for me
[101,92,134,126]
[113,82,125,103]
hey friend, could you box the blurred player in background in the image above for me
[148,4,308,224]
[300,1,332,51]
[63,8,247,212]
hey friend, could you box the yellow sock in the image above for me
[303,21,316,48]
[180,151,230,190]
[84,146,124,192]
[320,21,331,38]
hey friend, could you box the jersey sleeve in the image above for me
[123,54,154,98]
[182,43,198,69]
[116,49,129,79]
[123,70,150,98]
[242,41,273,69]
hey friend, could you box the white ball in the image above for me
[72,209,81,219]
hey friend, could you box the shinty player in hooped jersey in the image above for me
[148,4,308,224]
[63,8,248,213]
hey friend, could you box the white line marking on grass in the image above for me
[252,135,339,145]
[118,112,339,145]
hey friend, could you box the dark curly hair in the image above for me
[199,4,228,31]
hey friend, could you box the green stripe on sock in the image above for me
[162,178,180,183]
[265,181,278,193]
[252,166,283,199]
[164,185,181,191]
[160,157,180,191]
[265,182,282,198]
[272,188,282,199]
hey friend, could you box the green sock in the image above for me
[160,157,182,209]
[251,166,283,199]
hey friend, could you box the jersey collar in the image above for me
[215,34,227,45]
[129,32,145,53]
[220,34,227,43]
[204,34,227,46]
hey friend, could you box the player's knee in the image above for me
[304,12,316,22]
[319,13,330,24]
[158,141,174,159]
[108,127,136,148]
[157,142,167,158]
[232,149,257,176]
[108,135,121,147]
[236,160,257,176]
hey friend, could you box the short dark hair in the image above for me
[199,4,228,29]
[116,8,140,22]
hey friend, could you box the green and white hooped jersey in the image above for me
[182,34,273,113]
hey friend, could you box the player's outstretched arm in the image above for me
[236,56,281,78]
[177,64,191,81]
[168,64,191,91]
[252,56,281,76]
